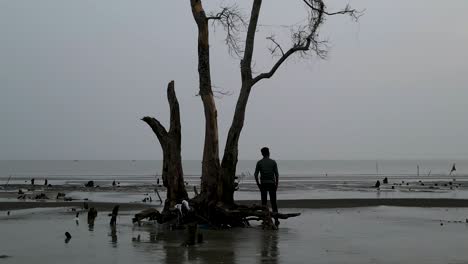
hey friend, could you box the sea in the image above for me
[0,160,466,185]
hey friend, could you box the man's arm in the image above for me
[274,161,279,189]
[254,162,260,187]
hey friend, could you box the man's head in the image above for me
[261,147,270,158]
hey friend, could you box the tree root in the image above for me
[132,200,300,230]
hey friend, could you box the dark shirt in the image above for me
[254,157,279,184]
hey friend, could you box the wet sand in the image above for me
[3,179,468,263]
[2,207,468,264]
[3,198,468,211]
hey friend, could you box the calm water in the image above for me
[0,160,466,179]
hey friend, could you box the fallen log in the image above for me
[132,208,161,223]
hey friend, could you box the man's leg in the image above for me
[260,184,268,207]
[268,184,279,226]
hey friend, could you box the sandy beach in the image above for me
[2,206,468,264]
[2,171,468,263]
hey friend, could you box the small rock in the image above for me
[65,232,72,243]
[374,180,381,188]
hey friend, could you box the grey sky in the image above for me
[1,0,467,160]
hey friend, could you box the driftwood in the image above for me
[132,208,161,223]
[132,202,300,230]
[35,193,49,200]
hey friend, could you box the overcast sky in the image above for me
[1,0,467,160]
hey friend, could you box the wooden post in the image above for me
[110,205,119,226]
[87,208,97,226]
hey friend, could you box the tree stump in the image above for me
[87,208,98,226]
[110,205,119,226]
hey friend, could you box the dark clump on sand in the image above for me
[374,180,381,188]
[65,232,72,243]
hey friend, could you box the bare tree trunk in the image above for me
[221,0,263,204]
[190,0,222,204]
[142,81,188,210]
[221,83,253,204]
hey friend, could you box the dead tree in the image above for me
[190,0,223,206]
[142,81,188,211]
[219,0,361,205]
[142,0,359,228]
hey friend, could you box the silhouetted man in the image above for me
[254,147,280,226]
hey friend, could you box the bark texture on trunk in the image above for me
[190,0,222,205]
[142,81,188,210]
[221,0,263,204]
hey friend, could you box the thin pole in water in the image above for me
[376,161,379,177]
[155,187,163,204]
[5,175,12,186]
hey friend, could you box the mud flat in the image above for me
[2,206,468,264]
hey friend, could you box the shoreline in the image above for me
[2,198,468,211]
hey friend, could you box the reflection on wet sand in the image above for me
[260,231,279,264]
[128,223,285,264]
[109,225,117,246]
[5,208,468,263]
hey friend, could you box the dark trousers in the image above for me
[260,183,278,214]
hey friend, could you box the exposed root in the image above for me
[132,199,300,230]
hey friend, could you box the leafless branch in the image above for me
[266,35,285,56]
[302,0,363,21]
[208,5,247,57]
[141,117,168,146]
[195,85,233,99]
[252,0,361,85]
